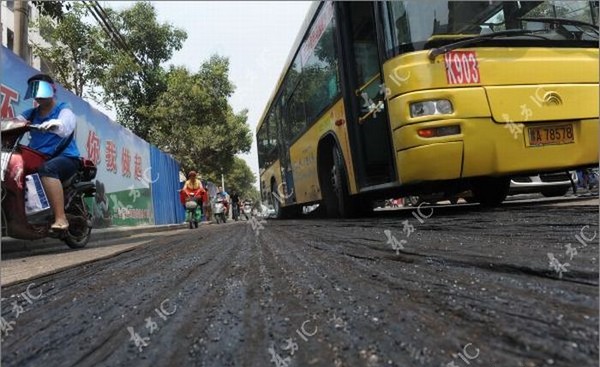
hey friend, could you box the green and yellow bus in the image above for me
[257,1,599,218]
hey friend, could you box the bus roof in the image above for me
[255,1,322,134]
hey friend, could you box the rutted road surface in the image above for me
[1,200,598,367]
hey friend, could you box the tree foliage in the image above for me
[138,56,252,182]
[30,2,256,195]
[30,3,110,98]
[222,157,259,200]
[32,1,71,21]
[96,2,187,140]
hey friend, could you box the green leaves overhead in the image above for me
[32,1,71,21]
[139,57,252,181]
[94,2,187,140]
[30,3,110,98]
[223,157,259,201]
[31,1,255,195]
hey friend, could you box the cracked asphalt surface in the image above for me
[1,199,598,367]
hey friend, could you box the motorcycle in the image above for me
[213,196,227,224]
[1,118,97,248]
[184,191,203,229]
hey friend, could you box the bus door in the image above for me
[336,2,395,189]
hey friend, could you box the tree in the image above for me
[96,2,187,140]
[222,157,258,199]
[30,3,110,98]
[30,2,253,191]
[29,1,186,112]
[32,1,71,21]
[138,57,252,180]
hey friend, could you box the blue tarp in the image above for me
[150,145,186,225]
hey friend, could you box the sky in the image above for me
[101,1,314,188]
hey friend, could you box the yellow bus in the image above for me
[257,1,599,218]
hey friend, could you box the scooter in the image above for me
[213,197,227,224]
[184,191,202,229]
[1,118,97,248]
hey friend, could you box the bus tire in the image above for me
[471,177,510,207]
[271,182,284,219]
[271,183,301,219]
[319,144,354,218]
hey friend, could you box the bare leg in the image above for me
[41,176,68,228]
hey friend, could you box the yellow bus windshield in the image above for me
[383,1,598,57]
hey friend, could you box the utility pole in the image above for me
[13,0,29,63]
[0,2,3,50]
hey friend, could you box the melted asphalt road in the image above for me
[1,199,597,367]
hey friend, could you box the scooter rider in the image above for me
[16,74,80,231]
[181,171,205,220]
[216,186,229,215]
[183,171,204,193]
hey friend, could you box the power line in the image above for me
[92,1,141,64]
[83,1,145,69]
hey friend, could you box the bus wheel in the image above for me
[271,185,301,219]
[471,177,510,207]
[271,184,284,219]
[326,145,353,218]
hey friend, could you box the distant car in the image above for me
[266,206,276,218]
[257,204,276,218]
[509,171,577,197]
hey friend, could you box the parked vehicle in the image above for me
[1,118,97,248]
[213,197,227,224]
[509,171,578,197]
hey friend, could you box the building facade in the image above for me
[1,0,49,71]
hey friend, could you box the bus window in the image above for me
[301,14,340,123]
[285,85,306,142]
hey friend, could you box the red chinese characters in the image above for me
[121,147,131,177]
[134,153,143,181]
[86,131,101,166]
[0,84,19,118]
[105,140,117,173]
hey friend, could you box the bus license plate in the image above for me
[527,124,574,147]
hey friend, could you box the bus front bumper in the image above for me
[394,117,598,185]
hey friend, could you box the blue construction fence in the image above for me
[1,46,185,227]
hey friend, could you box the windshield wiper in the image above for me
[519,17,599,36]
[428,29,549,61]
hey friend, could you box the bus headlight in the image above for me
[410,99,453,117]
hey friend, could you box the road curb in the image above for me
[1,223,188,253]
